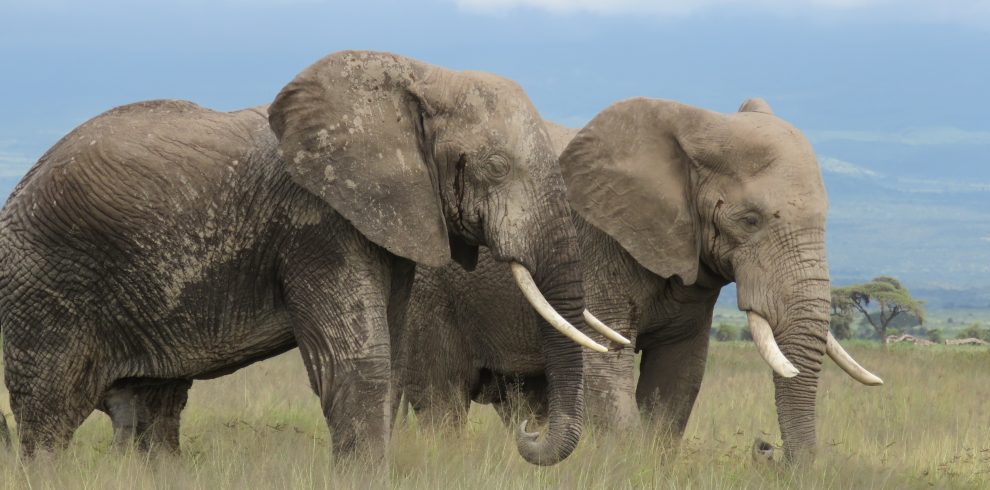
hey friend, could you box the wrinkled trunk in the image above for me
[505,202,587,466]
[774,316,827,462]
[737,231,830,463]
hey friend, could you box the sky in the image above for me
[1,0,988,291]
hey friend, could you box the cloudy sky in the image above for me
[1,0,988,288]
[2,0,987,177]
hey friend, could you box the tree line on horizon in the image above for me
[711,275,990,344]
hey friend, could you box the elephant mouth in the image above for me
[743,309,883,385]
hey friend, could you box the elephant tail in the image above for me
[0,412,10,448]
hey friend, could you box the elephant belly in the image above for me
[187,310,298,380]
[116,307,299,382]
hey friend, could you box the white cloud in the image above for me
[818,155,879,178]
[453,0,990,23]
[894,178,990,193]
[808,127,990,146]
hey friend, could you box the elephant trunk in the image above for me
[772,313,828,463]
[511,205,587,466]
[737,231,830,464]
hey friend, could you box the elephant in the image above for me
[0,50,622,465]
[394,97,883,463]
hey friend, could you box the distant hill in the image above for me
[822,166,990,296]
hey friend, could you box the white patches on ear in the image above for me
[316,129,331,148]
[738,98,774,115]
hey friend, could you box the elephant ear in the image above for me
[561,98,711,285]
[738,98,774,115]
[542,119,580,156]
[268,51,450,268]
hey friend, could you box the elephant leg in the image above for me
[102,388,139,449]
[387,257,417,429]
[635,330,710,442]
[584,330,639,432]
[6,346,104,456]
[103,380,192,453]
[400,280,474,432]
[134,380,192,452]
[284,251,393,460]
[406,346,474,431]
[411,382,472,431]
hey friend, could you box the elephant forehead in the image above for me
[738,173,828,218]
[722,115,817,171]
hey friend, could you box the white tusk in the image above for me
[583,310,631,345]
[510,262,608,353]
[747,311,800,378]
[826,332,884,386]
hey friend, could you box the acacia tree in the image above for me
[832,276,925,346]
[829,306,853,340]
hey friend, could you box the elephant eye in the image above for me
[739,213,762,230]
[482,153,512,182]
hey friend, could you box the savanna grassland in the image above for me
[1,342,988,489]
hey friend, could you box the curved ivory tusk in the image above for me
[826,332,884,386]
[747,311,800,378]
[510,262,608,353]
[583,310,631,345]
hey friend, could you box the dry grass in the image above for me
[1,342,988,489]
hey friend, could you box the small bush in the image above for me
[927,328,943,344]
[713,323,739,341]
[830,314,852,340]
[956,323,990,341]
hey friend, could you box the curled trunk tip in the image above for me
[515,419,578,466]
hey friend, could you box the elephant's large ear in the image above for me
[561,98,713,285]
[542,119,580,156]
[268,51,450,267]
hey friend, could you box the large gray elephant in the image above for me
[396,97,883,463]
[0,51,618,465]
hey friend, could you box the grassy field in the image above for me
[1,342,988,489]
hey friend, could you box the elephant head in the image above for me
[267,50,620,465]
[560,97,882,463]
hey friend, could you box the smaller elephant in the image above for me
[395,97,882,463]
[0,51,621,465]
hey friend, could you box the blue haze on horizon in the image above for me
[1,0,988,296]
